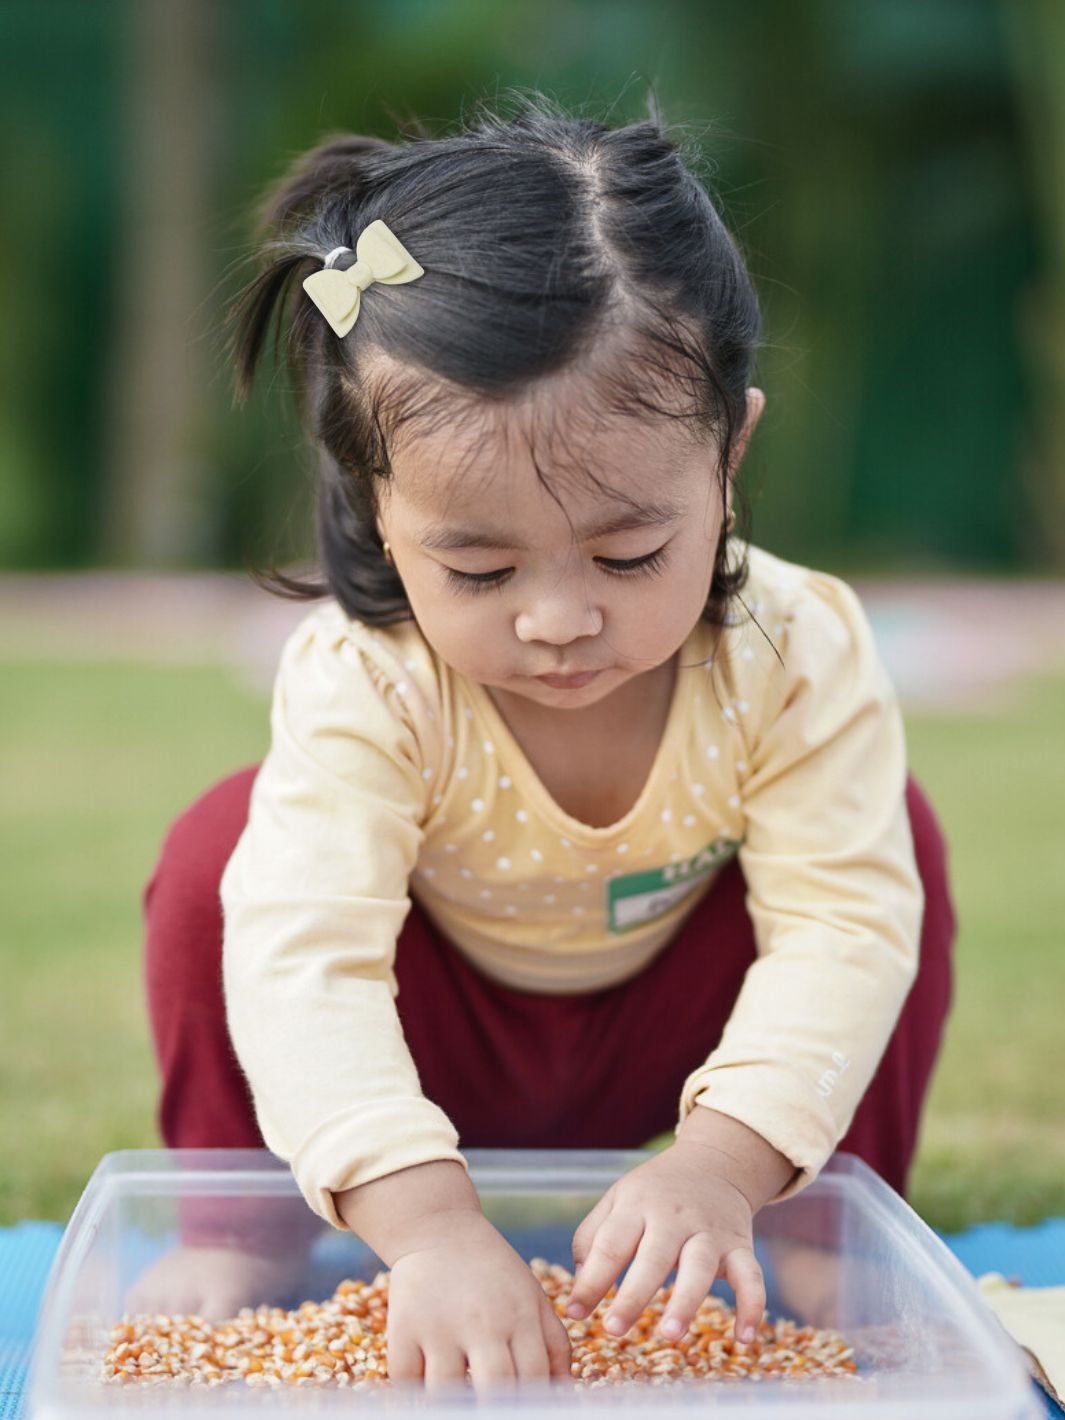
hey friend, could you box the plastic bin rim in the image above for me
[26,1150,1042,1420]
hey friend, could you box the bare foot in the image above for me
[765,1238,845,1329]
[124,1243,312,1321]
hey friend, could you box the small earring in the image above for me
[382,541,394,565]
[725,507,736,534]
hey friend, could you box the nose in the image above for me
[514,585,603,646]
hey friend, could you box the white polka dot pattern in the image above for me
[402,575,762,987]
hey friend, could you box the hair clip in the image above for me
[302,219,424,337]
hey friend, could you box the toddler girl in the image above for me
[143,93,955,1390]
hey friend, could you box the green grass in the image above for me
[904,675,1065,1229]
[2,657,1063,1231]
[0,659,269,1224]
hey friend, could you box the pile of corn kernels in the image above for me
[101,1258,858,1389]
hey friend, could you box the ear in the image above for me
[728,387,766,479]
[372,484,392,546]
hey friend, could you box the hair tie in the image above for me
[302,220,424,338]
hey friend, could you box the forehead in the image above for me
[383,382,712,531]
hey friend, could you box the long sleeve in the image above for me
[220,608,466,1230]
[675,569,925,1201]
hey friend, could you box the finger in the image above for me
[466,1342,516,1397]
[723,1246,766,1343]
[423,1345,468,1394]
[566,1213,644,1321]
[386,1331,424,1384]
[508,1328,550,1383]
[540,1294,574,1381]
[658,1234,720,1339]
[601,1232,678,1336]
[571,1190,613,1271]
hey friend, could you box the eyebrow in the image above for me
[419,500,684,553]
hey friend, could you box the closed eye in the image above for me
[598,546,670,578]
[443,544,671,595]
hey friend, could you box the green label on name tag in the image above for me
[606,839,741,935]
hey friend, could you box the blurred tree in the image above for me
[0,0,1053,574]
[1000,0,1065,565]
[0,0,121,567]
[99,0,215,566]
[660,0,1037,573]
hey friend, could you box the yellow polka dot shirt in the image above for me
[220,543,924,1228]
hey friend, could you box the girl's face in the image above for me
[377,386,764,713]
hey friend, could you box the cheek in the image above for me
[605,576,707,662]
[627,595,696,652]
[626,561,708,630]
[404,574,508,663]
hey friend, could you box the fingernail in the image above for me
[739,1324,755,1343]
[604,1314,625,1336]
[661,1318,682,1339]
[566,1303,585,1319]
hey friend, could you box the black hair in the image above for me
[225,89,762,630]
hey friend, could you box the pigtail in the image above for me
[225,253,316,411]
[227,132,410,618]
[224,134,397,410]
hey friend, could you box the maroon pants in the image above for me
[143,767,955,1205]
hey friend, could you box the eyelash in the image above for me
[444,545,671,595]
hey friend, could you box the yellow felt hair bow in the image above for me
[301,219,424,338]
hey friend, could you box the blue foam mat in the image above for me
[0,1223,63,1420]
[3,1219,1063,1418]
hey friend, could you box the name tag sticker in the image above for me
[606,839,741,934]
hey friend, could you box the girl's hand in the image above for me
[566,1109,796,1344]
[387,1212,571,1393]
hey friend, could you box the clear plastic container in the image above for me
[25,1148,1039,1419]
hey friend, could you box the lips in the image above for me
[536,669,601,690]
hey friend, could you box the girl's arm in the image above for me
[677,567,924,1198]
[566,567,923,1341]
[221,612,467,1228]
[334,1160,482,1263]
[221,615,570,1387]
[674,1103,797,1210]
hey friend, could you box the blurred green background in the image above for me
[4,0,1065,578]
[2,0,1064,1230]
